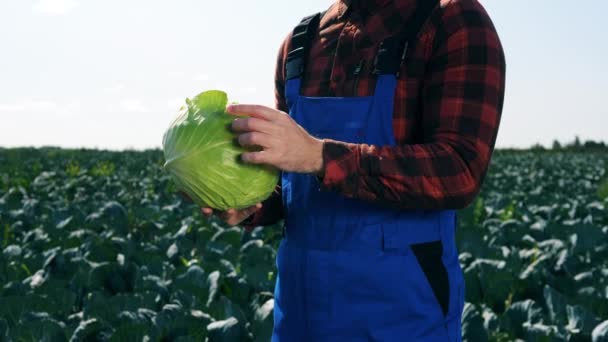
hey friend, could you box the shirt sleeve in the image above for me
[243,34,291,229]
[318,1,506,210]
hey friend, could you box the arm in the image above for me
[318,1,506,210]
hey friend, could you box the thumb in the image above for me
[240,203,262,230]
[239,203,262,219]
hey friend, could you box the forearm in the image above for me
[318,137,491,210]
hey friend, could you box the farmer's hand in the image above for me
[227,104,324,174]
[178,191,261,227]
[200,203,262,227]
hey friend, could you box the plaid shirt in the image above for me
[246,0,506,227]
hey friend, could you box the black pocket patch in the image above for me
[410,240,449,317]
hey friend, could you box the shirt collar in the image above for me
[338,0,392,19]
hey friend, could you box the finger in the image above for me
[231,117,276,134]
[227,204,261,226]
[201,207,213,217]
[237,132,274,148]
[226,104,281,122]
[242,203,263,232]
[239,203,262,219]
[218,208,236,222]
[241,151,273,165]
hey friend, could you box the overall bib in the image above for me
[272,2,465,340]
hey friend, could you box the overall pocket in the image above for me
[381,219,450,320]
[408,240,450,318]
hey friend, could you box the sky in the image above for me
[0,0,606,150]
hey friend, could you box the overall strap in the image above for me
[286,12,324,81]
[372,0,440,76]
[284,11,325,101]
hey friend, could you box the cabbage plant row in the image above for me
[0,148,606,341]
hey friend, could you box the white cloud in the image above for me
[58,102,81,118]
[66,102,81,110]
[30,101,58,111]
[106,83,126,92]
[0,100,81,121]
[194,73,210,81]
[0,103,26,112]
[33,0,79,15]
[0,100,58,113]
[120,99,148,113]
[167,98,186,110]
[168,71,185,78]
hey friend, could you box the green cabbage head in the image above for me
[163,90,279,210]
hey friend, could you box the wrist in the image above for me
[308,138,325,175]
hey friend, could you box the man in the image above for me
[202,0,506,340]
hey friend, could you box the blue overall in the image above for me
[272,6,464,342]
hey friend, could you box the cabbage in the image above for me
[162,90,279,210]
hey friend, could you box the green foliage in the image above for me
[65,160,81,178]
[0,147,286,341]
[598,176,608,200]
[552,140,562,150]
[498,200,516,221]
[473,197,486,225]
[0,148,607,341]
[91,161,115,177]
[456,150,608,340]
[2,224,12,247]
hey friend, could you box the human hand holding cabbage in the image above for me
[178,191,262,227]
[226,104,324,174]
[163,90,323,227]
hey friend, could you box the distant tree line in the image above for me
[528,136,608,151]
[556,136,607,150]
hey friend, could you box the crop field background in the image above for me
[0,147,607,341]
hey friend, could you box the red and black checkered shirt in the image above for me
[247,0,506,227]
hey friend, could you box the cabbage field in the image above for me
[0,147,607,341]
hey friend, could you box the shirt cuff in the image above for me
[316,139,360,195]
